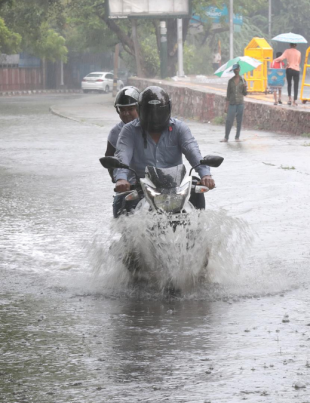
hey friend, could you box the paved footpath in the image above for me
[153,75,310,111]
[49,76,310,125]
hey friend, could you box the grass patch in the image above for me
[302,142,310,147]
[212,115,226,125]
[280,165,295,170]
[301,133,310,138]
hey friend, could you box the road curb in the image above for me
[49,106,83,124]
[0,89,82,97]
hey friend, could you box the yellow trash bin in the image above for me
[244,37,273,93]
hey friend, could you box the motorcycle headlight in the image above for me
[142,182,191,213]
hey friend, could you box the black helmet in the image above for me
[114,86,140,113]
[138,86,171,133]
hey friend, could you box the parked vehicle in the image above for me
[81,72,124,94]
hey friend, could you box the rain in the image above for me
[1,1,310,402]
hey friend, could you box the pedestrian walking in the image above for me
[270,52,285,105]
[220,63,247,142]
[273,43,301,106]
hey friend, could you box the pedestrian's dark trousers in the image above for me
[286,68,300,101]
[225,104,244,140]
[113,193,205,218]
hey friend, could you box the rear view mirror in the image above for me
[99,156,129,169]
[200,155,224,168]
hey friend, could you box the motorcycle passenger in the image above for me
[105,86,140,158]
[104,86,140,217]
[113,86,215,216]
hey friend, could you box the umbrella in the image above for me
[272,32,307,44]
[214,56,262,78]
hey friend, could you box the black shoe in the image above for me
[278,100,282,104]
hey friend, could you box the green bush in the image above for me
[212,115,226,125]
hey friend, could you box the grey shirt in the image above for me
[114,118,211,182]
[107,120,136,184]
[108,121,124,148]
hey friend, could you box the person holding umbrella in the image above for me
[220,63,247,142]
[273,43,301,106]
[272,33,307,106]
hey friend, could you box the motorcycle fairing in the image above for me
[139,174,192,214]
[145,164,186,189]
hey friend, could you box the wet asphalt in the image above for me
[0,93,310,402]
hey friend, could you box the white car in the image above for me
[81,72,124,94]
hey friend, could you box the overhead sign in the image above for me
[107,0,190,18]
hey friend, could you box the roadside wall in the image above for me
[129,77,310,135]
[0,68,42,91]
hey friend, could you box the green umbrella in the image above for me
[214,56,262,77]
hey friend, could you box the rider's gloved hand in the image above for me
[200,175,215,189]
[115,179,131,193]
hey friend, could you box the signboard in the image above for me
[207,5,243,25]
[191,5,243,26]
[107,0,190,18]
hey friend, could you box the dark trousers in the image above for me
[286,68,300,101]
[225,104,244,140]
[113,193,205,218]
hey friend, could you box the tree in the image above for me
[0,16,21,54]
[272,0,310,40]
[64,0,270,77]
[1,0,67,61]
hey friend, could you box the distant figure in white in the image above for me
[212,51,221,71]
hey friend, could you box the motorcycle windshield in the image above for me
[145,164,186,189]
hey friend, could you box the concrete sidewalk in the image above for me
[128,76,310,135]
[154,75,310,110]
[49,76,310,135]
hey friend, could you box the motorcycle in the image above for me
[99,155,224,292]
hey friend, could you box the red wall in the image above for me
[0,68,42,91]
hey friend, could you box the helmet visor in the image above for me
[140,103,171,132]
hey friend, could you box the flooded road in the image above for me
[1,94,310,402]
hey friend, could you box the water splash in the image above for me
[88,208,253,297]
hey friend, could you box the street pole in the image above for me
[60,60,64,87]
[177,19,184,77]
[268,0,272,43]
[132,20,143,77]
[112,43,119,97]
[160,21,168,79]
[229,0,234,59]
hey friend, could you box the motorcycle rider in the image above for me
[113,86,215,215]
[104,86,140,217]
